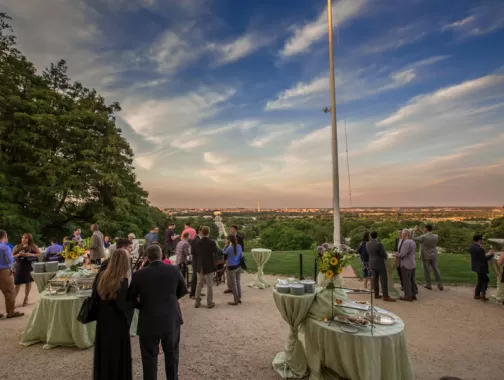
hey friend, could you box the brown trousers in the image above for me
[0,268,16,315]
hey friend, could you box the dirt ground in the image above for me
[0,272,503,380]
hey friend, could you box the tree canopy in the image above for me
[0,13,167,245]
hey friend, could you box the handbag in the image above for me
[77,294,99,324]
[240,256,247,271]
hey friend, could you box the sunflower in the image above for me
[326,270,334,279]
[330,257,338,266]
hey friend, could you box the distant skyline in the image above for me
[4,0,504,208]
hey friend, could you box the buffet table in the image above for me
[272,290,317,379]
[248,248,272,289]
[303,312,414,380]
[20,291,138,349]
[386,254,401,298]
[31,272,57,293]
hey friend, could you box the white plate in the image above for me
[341,325,358,334]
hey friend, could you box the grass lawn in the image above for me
[243,250,498,286]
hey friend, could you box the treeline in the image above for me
[0,14,165,245]
[227,215,504,253]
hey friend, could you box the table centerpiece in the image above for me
[60,240,86,271]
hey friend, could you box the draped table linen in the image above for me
[20,291,138,349]
[386,254,401,298]
[303,312,414,380]
[31,272,57,293]
[489,253,504,303]
[248,248,272,289]
[272,290,317,378]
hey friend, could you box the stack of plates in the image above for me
[33,262,45,273]
[301,280,316,293]
[45,261,59,272]
[276,284,290,294]
[290,283,305,295]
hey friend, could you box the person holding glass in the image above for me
[12,233,40,306]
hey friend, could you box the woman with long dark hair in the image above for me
[358,231,371,291]
[93,249,136,380]
[12,233,40,306]
[223,235,243,305]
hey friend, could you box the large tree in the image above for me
[0,13,166,244]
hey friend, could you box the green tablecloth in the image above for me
[386,254,401,298]
[304,316,414,380]
[303,312,414,380]
[272,290,317,379]
[31,272,57,293]
[20,291,138,349]
[248,248,272,289]
[489,254,504,303]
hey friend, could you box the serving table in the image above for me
[20,291,138,349]
[386,254,401,298]
[31,272,57,293]
[248,248,272,289]
[303,311,413,380]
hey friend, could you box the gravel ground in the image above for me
[1,272,503,380]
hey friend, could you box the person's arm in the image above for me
[413,234,425,243]
[28,246,41,261]
[379,243,388,259]
[127,273,141,308]
[117,278,138,311]
[223,246,233,256]
[175,269,188,299]
[1,246,14,267]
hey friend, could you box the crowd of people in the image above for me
[357,225,504,303]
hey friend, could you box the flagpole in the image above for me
[327,0,341,246]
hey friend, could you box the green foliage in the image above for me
[0,14,166,245]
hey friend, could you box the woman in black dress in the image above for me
[93,248,136,380]
[12,233,40,306]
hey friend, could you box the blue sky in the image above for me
[4,0,504,208]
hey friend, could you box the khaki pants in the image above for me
[0,269,16,315]
[196,271,214,306]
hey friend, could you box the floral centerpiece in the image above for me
[315,243,352,288]
[60,240,87,270]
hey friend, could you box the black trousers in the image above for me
[139,329,180,380]
[372,268,389,298]
[475,273,489,296]
[397,266,403,288]
[190,267,197,297]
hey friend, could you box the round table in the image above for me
[303,311,413,380]
[248,248,272,289]
[31,272,57,293]
[489,253,504,303]
[20,291,138,349]
[272,290,317,379]
[386,254,401,298]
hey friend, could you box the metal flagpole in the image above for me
[327,0,341,246]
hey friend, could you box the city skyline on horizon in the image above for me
[5,0,504,208]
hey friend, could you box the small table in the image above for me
[303,312,414,380]
[31,272,57,293]
[386,254,401,298]
[272,290,317,379]
[489,253,504,303]
[248,248,272,289]
[20,291,138,349]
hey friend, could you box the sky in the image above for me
[3,0,504,208]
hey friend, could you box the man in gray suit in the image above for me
[413,224,443,291]
[89,224,105,264]
[366,231,396,302]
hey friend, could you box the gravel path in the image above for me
[1,272,503,380]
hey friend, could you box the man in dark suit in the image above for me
[367,231,396,302]
[224,225,245,294]
[469,234,495,301]
[194,226,218,308]
[128,244,187,380]
[189,227,202,299]
[394,229,404,288]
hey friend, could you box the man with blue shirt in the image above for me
[0,230,24,319]
[44,239,64,262]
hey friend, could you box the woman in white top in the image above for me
[128,233,139,258]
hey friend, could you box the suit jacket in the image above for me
[414,232,438,260]
[190,236,201,272]
[195,237,218,274]
[128,261,187,336]
[235,234,245,252]
[469,243,493,274]
[366,239,387,270]
[394,238,401,252]
[398,238,416,269]
[89,230,105,260]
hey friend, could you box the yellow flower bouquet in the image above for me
[314,243,352,287]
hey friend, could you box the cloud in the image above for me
[208,33,272,65]
[249,125,300,148]
[150,29,201,74]
[203,152,224,165]
[280,0,367,57]
[441,3,504,37]
[376,74,504,127]
[355,23,428,55]
[265,77,329,110]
